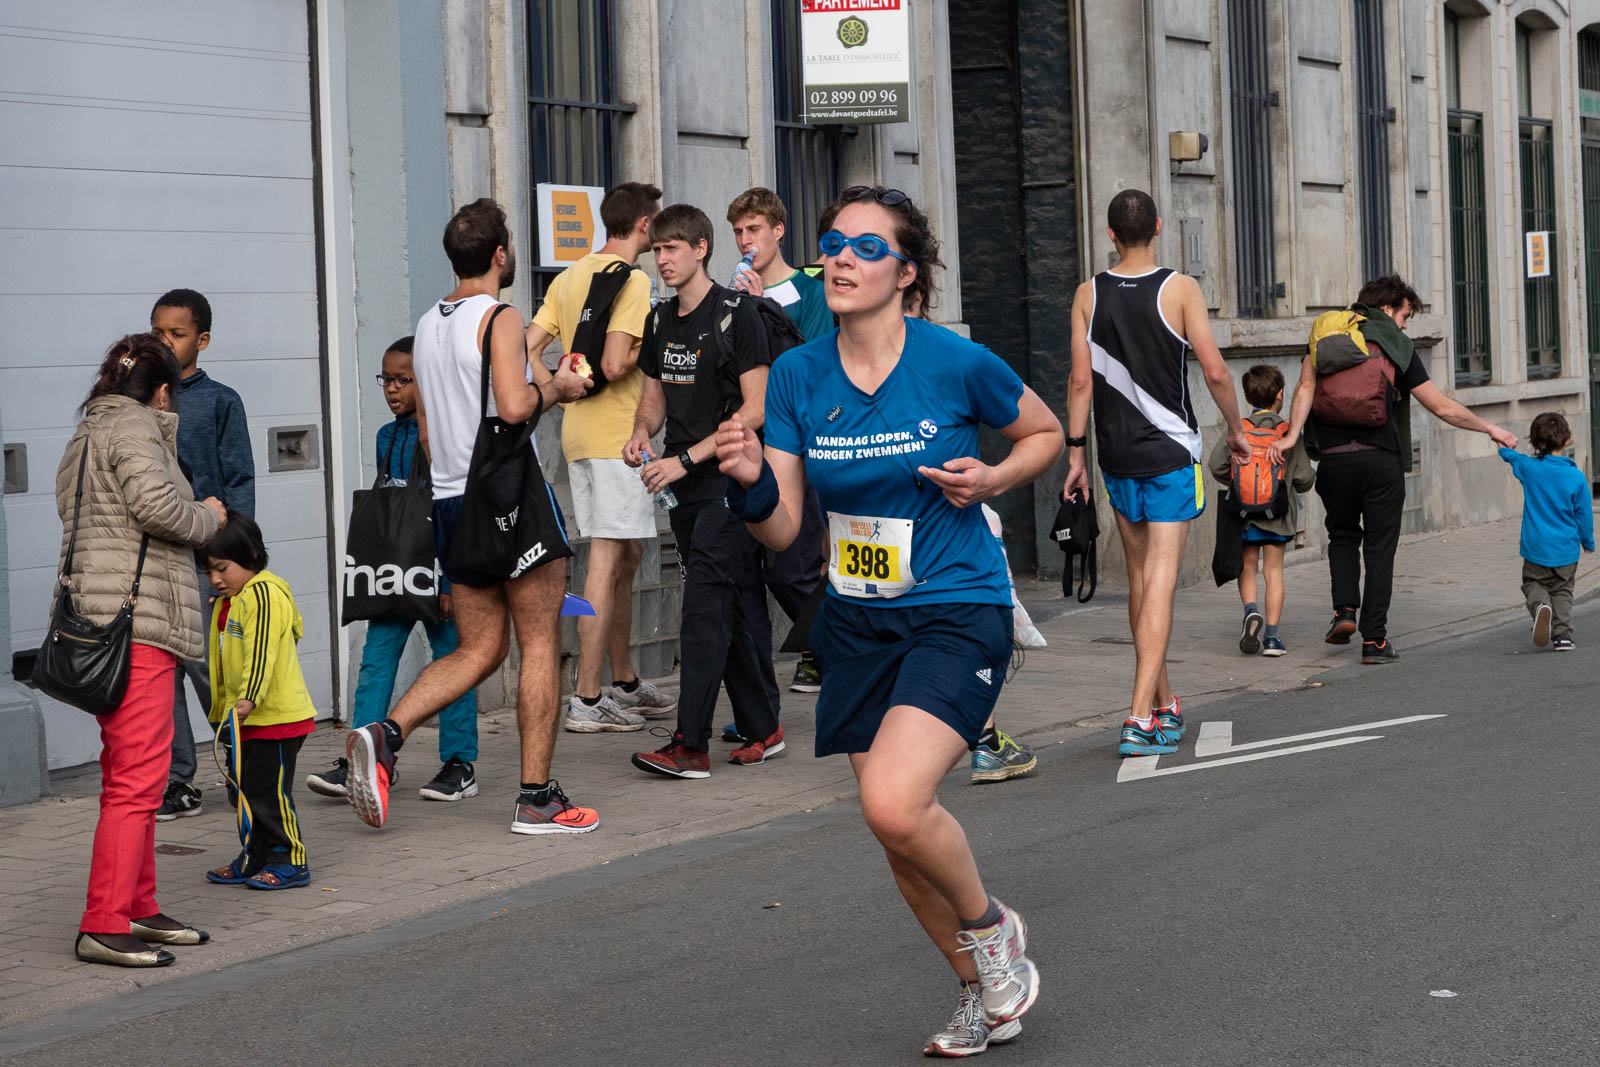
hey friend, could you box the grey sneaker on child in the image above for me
[564,694,645,732]
[611,678,676,719]
[924,983,1022,1057]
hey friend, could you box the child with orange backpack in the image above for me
[1208,365,1316,655]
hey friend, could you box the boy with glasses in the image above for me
[306,337,481,803]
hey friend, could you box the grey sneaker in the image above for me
[564,694,645,732]
[611,678,676,719]
[923,984,1022,1057]
[955,901,1039,1025]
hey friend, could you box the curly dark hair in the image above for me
[826,186,944,316]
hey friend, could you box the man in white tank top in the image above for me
[343,198,597,837]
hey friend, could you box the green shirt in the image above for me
[764,267,833,342]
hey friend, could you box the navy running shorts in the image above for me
[808,598,1013,757]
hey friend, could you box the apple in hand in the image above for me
[568,353,594,379]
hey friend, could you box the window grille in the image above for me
[1352,0,1393,283]
[771,0,843,266]
[1227,0,1277,318]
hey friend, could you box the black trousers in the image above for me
[669,492,779,751]
[237,735,307,869]
[739,481,827,714]
[1314,450,1406,642]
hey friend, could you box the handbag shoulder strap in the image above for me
[60,441,90,581]
[477,302,513,417]
[127,534,151,604]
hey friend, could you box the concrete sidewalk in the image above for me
[1,515,1592,1029]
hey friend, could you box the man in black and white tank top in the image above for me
[340,198,599,839]
[1064,189,1251,759]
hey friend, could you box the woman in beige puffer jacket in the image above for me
[57,334,226,969]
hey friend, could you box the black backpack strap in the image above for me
[477,303,513,417]
[1078,538,1097,603]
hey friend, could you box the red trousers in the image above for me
[81,643,177,934]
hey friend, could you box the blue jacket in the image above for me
[375,416,422,484]
[1499,449,1595,567]
[176,368,255,517]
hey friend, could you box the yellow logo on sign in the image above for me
[838,16,868,47]
[551,190,595,263]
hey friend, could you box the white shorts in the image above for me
[569,458,657,540]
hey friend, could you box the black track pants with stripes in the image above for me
[237,736,308,869]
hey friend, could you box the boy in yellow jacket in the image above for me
[200,512,316,890]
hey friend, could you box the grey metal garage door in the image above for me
[0,1,330,768]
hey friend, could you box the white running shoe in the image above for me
[923,983,1021,1057]
[564,693,646,732]
[955,901,1040,1025]
[611,678,676,719]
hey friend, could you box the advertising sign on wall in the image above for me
[1526,230,1550,279]
[800,0,910,125]
[536,183,604,268]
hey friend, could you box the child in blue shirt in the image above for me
[304,337,480,800]
[1499,412,1595,650]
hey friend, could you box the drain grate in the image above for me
[154,844,205,856]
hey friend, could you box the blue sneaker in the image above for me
[1261,635,1287,656]
[1117,718,1179,756]
[720,723,747,744]
[1152,697,1183,740]
[1239,610,1264,654]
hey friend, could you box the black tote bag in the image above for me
[31,444,150,716]
[447,304,573,580]
[340,430,440,625]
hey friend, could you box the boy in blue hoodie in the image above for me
[305,337,480,802]
[152,288,255,821]
[1499,412,1595,650]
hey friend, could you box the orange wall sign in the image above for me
[536,183,604,268]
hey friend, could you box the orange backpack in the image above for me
[1230,421,1290,519]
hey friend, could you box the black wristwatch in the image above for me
[678,450,697,472]
[1066,434,1088,447]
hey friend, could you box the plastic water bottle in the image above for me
[649,274,661,309]
[729,250,756,290]
[640,450,677,512]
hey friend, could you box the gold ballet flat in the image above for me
[74,932,176,968]
[129,919,210,945]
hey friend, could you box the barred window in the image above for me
[526,0,634,299]
[1227,0,1277,318]
[1352,0,1393,283]
[772,0,843,266]
[1517,23,1560,378]
[1445,11,1490,385]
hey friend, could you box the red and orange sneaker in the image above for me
[510,781,599,835]
[631,731,711,779]
[345,723,395,828]
[729,725,786,765]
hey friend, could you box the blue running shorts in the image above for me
[1102,463,1205,523]
[808,599,1013,756]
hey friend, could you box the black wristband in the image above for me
[677,450,696,472]
[1066,434,1087,447]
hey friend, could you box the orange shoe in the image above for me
[510,781,599,835]
[729,725,786,765]
[345,724,394,828]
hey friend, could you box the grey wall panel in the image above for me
[0,0,330,769]
[669,0,749,137]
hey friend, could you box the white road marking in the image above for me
[1192,714,1446,757]
[1116,714,1448,783]
[1118,736,1382,782]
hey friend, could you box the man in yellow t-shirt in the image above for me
[526,182,676,731]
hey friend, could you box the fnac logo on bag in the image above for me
[343,556,439,599]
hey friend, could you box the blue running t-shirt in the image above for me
[764,316,1025,608]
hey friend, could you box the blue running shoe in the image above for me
[720,723,746,744]
[1153,697,1183,740]
[1117,718,1179,756]
[1261,635,1287,656]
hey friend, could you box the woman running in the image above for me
[715,186,1063,1057]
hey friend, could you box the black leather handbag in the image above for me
[31,444,150,716]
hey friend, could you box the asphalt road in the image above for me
[6,609,1600,1066]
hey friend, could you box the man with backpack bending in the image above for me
[1065,189,1252,757]
[525,182,678,733]
[1270,274,1518,663]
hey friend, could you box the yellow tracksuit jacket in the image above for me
[207,570,317,729]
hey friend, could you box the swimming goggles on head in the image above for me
[818,230,915,265]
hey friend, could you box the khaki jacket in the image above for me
[53,395,223,661]
[1207,409,1317,538]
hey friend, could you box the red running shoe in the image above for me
[631,731,711,779]
[345,723,395,828]
[729,725,786,765]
